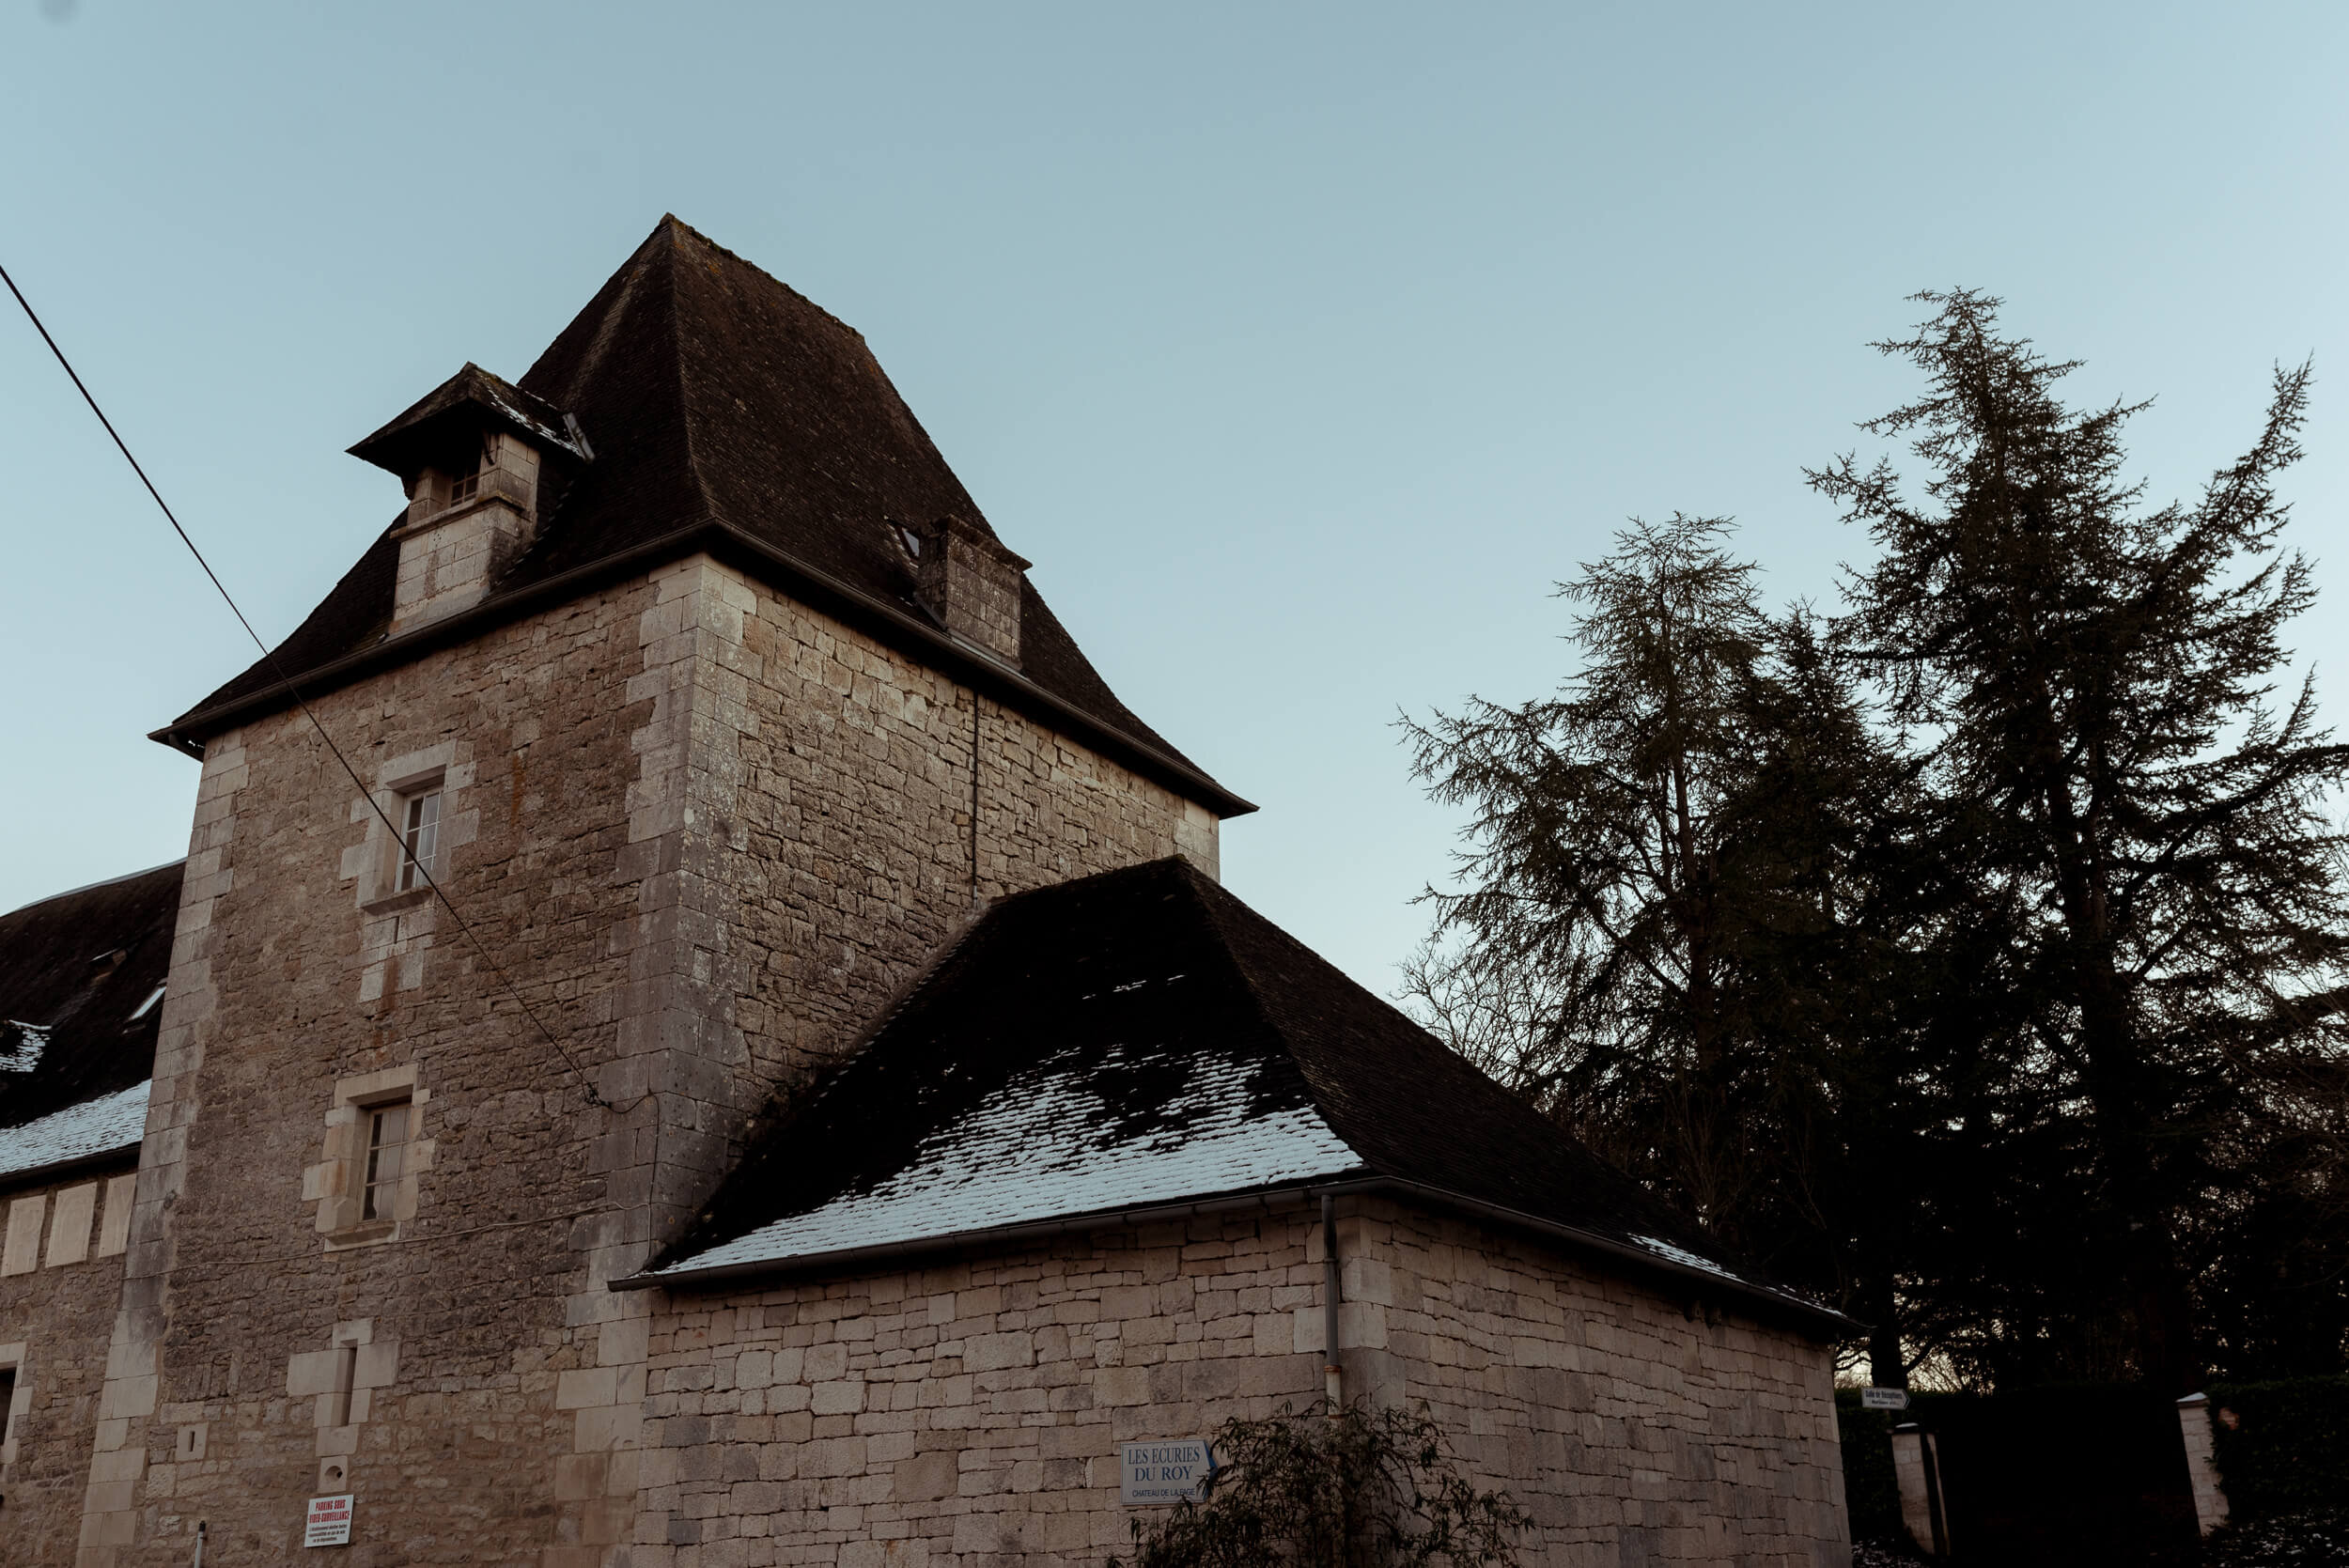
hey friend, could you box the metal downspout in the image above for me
[1321,1193,1343,1406]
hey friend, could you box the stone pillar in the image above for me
[1890,1422,1952,1558]
[2177,1393,2231,1537]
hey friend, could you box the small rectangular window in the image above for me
[397,789,442,893]
[0,1365,15,1446]
[362,1102,412,1221]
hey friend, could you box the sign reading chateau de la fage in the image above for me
[1119,1439,1215,1505]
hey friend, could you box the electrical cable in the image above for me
[1,257,631,1112]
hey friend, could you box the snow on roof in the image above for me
[1,1021,50,1074]
[0,1079,149,1184]
[1632,1233,1748,1284]
[653,1044,1362,1279]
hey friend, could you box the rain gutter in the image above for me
[148,519,1256,820]
[612,1171,1857,1339]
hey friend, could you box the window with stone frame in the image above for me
[0,1344,23,1464]
[360,1100,412,1221]
[349,751,471,909]
[308,1067,432,1245]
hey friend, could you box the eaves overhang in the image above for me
[0,1140,140,1197]
[148,518,1257,820]
[613,1172,1858,1343]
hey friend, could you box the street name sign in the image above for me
[1859,1388,1911,1411]
[1119,1439,1215,1505]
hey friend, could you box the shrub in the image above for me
[2207,1374,2349,1522]
[2201,1504,2349,1566]
[1107,1402,1529,1568]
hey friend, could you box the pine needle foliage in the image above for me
[1107,1402,1528,1568]
[1402,289,2349,1390]
[1814,290,2349,1390]
[1397,518,1931,1373]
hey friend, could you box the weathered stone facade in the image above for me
[42,555,1218,1567]
[0,1164,137,1553]
[624,1200,1843,1568]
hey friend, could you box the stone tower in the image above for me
[69,217,1248,1565]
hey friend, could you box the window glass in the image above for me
[397,790,442,893]
[362,1103,411,1221]
[0,1365,15,1446]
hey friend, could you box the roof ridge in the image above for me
[2,859,187,920]
[660,221,725,538]
[1146,862,1372,1162]
[1165,871,1347,1127]
[656,214,868,347]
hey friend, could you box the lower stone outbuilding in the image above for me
[600,860,1852,1566]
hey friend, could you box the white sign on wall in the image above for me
[1119,1439,1216,1506]
[1860,1388,1911,1411]
[303,1494,354,1547]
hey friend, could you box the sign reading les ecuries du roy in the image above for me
[1120,1439,1215,1506]
[303,1495,354,1548]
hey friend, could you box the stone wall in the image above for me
[630,1196,1849,1568]
[65,552,1209,1567]
[555,556,1214,1564]
[634,1205,1325,1565]
[0,1163,137,1560]
[1354,1199,1850,1566]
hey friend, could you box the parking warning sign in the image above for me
[304,1494,353,1547]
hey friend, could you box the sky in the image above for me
[4,2,2347,997]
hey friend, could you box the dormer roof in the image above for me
[347,363,585,479]
[155,217,1250,817]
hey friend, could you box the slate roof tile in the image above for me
[0,860,180,1177]
[641,858,1840,1329]
[160,218,1245,816]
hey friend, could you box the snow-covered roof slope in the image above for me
[638,859,1836,1338]
[661,1047,1361,1278]
[0,860,181,1141]
[0,1079,149,1184]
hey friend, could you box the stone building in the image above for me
[0,218,1850,1567]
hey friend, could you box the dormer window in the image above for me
[351,365,587,634]
[896,522,925,560]
[446,458,482,509]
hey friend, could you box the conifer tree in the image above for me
[1400,516,1778,1234]
[1399,520,1939,1372]
[1812,290,2349,1391]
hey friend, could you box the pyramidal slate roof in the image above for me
[0,861,180,1186]
[155,218,1249,817]
[630,859,1844,1333]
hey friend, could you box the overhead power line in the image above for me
[0,257,626,1112]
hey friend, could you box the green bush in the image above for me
[2206,1374,2349,1522]
[1107,1402,1529,1568]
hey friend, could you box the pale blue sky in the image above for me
[5,2,2347,995]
